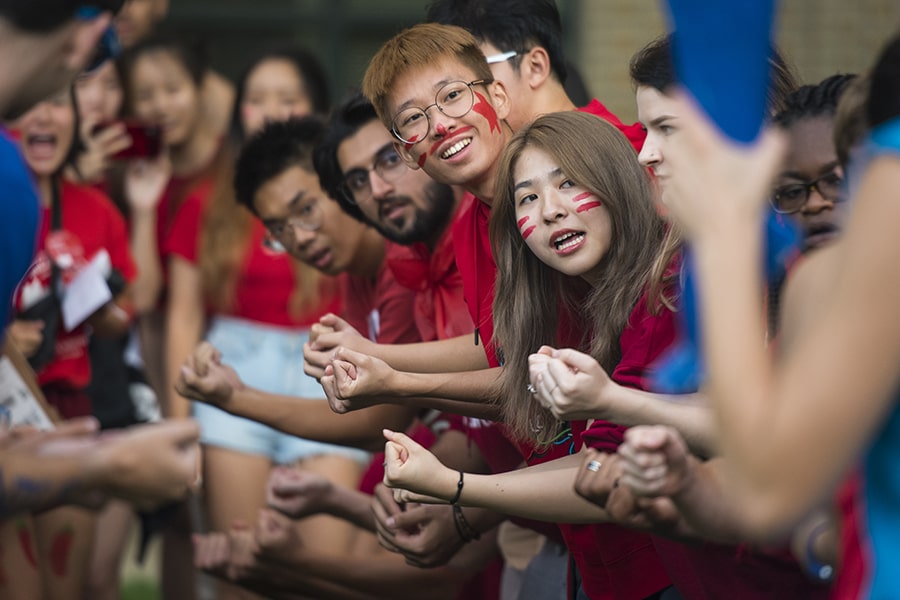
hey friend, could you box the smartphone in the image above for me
[92,120,162,160]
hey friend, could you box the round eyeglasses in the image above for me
[343,147,408,204]
[265,198,323,243]
[770,170,843,214]
[391,79,493,145]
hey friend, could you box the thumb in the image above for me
[333,359,358,382]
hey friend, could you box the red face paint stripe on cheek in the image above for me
[403,135,419,152]
[572,191,593,203]
[521,225,536,240]
[417,153,427,168]
[517,216,529,228]
[575,201,604,213]
[472,91,501,134]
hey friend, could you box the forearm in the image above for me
[227,390,415,451]
[128,208,162,314]
[607,386,717,457]
[431,454,610,524]
[385,367,501,404]
[375,333,489,373]
[0,453,91,516]
[667,457,750,544]
[318,485,377,532]
[165,306,204,419]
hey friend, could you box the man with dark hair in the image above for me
[180,116,503,600]
[185,116,423,452]
[315,92,474,340]
[425,0,644,149]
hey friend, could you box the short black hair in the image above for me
[630,34,799,115]
[234,117,325,215]
[313,91,376,223]
[773,74,857,128]
[425,0,567,83]
[867,34,900,129]
[0,0,123,33]
[230,46,331,142]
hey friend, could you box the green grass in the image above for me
[121,578,160,600]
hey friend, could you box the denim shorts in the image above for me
[193,316,370,465]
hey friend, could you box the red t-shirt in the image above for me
[22,181,136,390]
[451,194,499,366]
[384,200,474,342]
[166,195,340,327]
[337,261,421,347]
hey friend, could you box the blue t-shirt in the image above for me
[0,128,41,330]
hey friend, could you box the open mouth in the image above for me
[553,231,585,252]
[25,133,59,159]
[441,138,471,159]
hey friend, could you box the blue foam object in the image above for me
[651,0,802,393]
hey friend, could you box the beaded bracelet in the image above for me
[449,470,464,505]
[453,504,481,542]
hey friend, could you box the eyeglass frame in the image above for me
[770,169,844,214]
[390,78,494,145]
[485,51,518,64]
[342,144,409,205]
[263,196,324,242]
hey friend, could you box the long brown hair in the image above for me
[491,111,667,445]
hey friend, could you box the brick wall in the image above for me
[575,0,900,122]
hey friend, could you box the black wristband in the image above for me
[449,470,464,505]
[453,504,481,542]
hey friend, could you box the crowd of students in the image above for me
[2,0,899,599]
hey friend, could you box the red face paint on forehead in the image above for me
[517,215,535,240]
[572,191,603,213]
[472,91,501,134]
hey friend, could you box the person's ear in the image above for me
[393,140,421,171]
[519,47,553,91]
[487,79,511,122]
[63,12,112,73]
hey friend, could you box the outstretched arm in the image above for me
[319,348,502,420]
[177,342,418,451]
[304,320,489,379]
[529,346,716,456]
[660,92,900,536]
[382,430,609,524]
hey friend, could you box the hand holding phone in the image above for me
[91,120,162,160]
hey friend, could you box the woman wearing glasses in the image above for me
[163,48,369,600]
[771,74,857,252]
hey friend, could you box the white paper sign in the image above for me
[62,250,112,332]
[0,357,54,430]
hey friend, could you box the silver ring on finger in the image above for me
[586,460,602,473]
